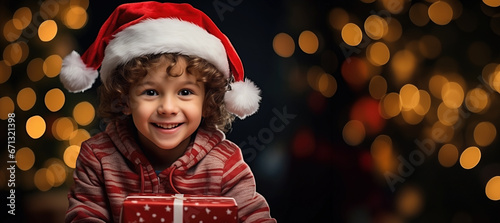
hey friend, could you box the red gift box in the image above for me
[120,193,238,223]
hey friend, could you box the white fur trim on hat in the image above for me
[225,78,261,119]
[100,18,229,84]
[60,51,99,92]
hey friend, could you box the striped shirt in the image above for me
[65,119,276,222]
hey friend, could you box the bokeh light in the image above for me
[483,0,500,7]
[63,6,88,29]
[27,58,45,82]
[38,20,58,42]
[12,7,32,29]
[342,23,363,46]
[465,88,490,113]
[3,42,23,66]
[64,145,81,168]
[414,90,431,116]
[370,135,396,173]
[399,84,420,111]
[17,87,36,111]
[69,129,91,146]
[474,121,496,147]
[396,186,423,218]
[273,33,295,58]
[391,50,417,84]
[383,18,402,42]
[485,176,500,201]
[438,144,459,167]
[16,147,35,171]
[0,60,12,84]
[460,146,481,169]
[26,115,46,139]
[350,97,385,135]
[46,159,67,187]
[437,102,459,126]
[52,117,77,141]
[441,82,464,109]
[369,75,387,100]
[341,57,369,90]
[0,96,15,120]
[343,120,366,146]
[366,42,390,66]
[34,168,53,191]
[43,54,63,78]
[3,20,21,42]
[380,92,402,119]
[428,1,453,25]
[73,101,95,126]
[329,8,349,30]
[429,75,449,99]
[298,30,319,54]
[317,73,337,98]
[45,88,65,112]
[364,15,388,40]
[409,3,430,27]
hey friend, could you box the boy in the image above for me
[60,2,274,222]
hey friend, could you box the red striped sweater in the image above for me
[65,119,276,222]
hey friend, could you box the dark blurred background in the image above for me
[1,0,500,222]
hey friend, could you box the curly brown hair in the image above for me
[98,53,234,132]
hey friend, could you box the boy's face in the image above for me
[126,57,205,152]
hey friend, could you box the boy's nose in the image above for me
[157,96,179,115]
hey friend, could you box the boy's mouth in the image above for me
[153,123,182,129]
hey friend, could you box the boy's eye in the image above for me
[143,90,158,96]
[178,89,193,96]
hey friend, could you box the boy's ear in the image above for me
[121,96,132,115]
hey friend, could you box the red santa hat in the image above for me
[60,1,260,119]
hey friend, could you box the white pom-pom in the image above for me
[224,78,261,119]
[60,51,99,92]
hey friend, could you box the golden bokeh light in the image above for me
[298,30,319,54]
[34,168,53,191]
[391,50,417,84]
[474,121,496,147]
[465,88,490,113]
[0,60,12,84]
[419,35,441,59]
[43,54,63,78]
[441,82,464,109]
[364,15,388,40]
[367,42,390,66]
[414,90,431,116]
[317,73,337,98]
[369,75,387,99]
[63,6,88,29]
[52,117,77,141]
[273,33,295,58]
[343,120,366,146]
[482,63,499,88]
[485,176,500,201]
[438,144,459,167]
[428,1,454,25]
[0,96,15,120]
[383,18,402,42]
[429,74,448,99]
[460,146,481,169]
[307,66,324,91]
[401,109,424,125]
[17,87,37,111]
[71,0,90,9]
[27,58,45,82]
[69,129,91,146]
[371,135,396,173]
[3,20,21,42]
[396,186,423,218]
[45,88,65,112]
[409,3,429,27]
[38,20,58,42]
[73,101,95,126]
[341,23,363,46]
[16,147,35,171]
[3,42,23,66]
[12,7,32,30]
[399,84,420,111]
[46,159,67,187]
[64,145,81,168]
[437,102,459,126]
[430,121,454,143]
[26,115,46,139]
[381,0,406,14]
[380,92,402,119]
[483,0,500,7]
[329,8,349,30]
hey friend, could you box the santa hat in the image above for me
[60,1,260,119]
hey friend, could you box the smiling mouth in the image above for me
[153,123,182,129]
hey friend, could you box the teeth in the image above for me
[155,123,180,129]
